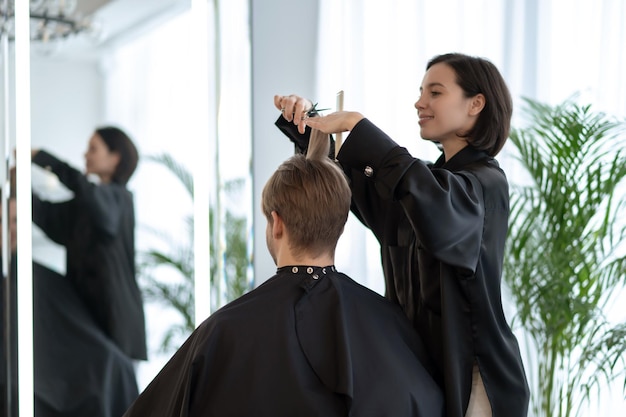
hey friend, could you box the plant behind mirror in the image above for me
[137,153,251,353]
[504,97,626,417]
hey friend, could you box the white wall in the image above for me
[29,55,105,273]
[26,0,323,302]
[250,0,320,283]
[30,56,104,167]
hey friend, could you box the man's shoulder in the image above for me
[198,274,294,325]
[333,273,405,316]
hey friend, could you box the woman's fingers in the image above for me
[306,111,364,134]
[274,94,313,125]
[273,95,283,111]
[305,112,344,134]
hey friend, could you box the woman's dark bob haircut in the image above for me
[95,126,139,185]
[427,53,512,156]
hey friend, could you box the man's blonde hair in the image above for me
[262,130,350,258]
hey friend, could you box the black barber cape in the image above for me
[123,266,444,417]
[1,259,138,417]
[33,262,139,416]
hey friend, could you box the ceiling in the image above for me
[41,0,191,58]
[90,0,190,43]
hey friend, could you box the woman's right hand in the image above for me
[274,94,315,134]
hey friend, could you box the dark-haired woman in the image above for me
[275,53,530,417]
[32,126,147,363]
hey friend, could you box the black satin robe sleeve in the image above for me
[338,119,485,272]
[32,195,72,246]
[32,150,124,239]
[275,114,336,158]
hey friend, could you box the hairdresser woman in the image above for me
[31,126,147,363]
[275,53,529,417]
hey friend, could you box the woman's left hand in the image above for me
[305,111,364,135]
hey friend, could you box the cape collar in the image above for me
[276,265,336,280]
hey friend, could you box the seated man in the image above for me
[123,130,443,417]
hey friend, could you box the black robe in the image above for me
[276,117,530,417]
[32,150,147,360]
[123,266,444,417]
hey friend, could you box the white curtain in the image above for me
[316,0,521,293]
[315,0,626,120]
[315,0,626,415]
[316,0,626,297]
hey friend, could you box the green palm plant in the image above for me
[504,97,626,417]
[138,153,251,353]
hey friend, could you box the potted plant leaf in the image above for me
[138,153,251,353]
[504,96,626,417]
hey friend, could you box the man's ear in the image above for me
[469,93,486,116]
[271,211,284,239]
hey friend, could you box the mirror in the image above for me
[1,0,253,414]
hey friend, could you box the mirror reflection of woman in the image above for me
[31,127,147,396]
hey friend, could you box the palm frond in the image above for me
[146,153,194,197]
[137,152,251,353]
[505,96,626,416]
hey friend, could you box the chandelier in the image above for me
[0,0,95,43]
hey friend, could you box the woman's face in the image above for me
[414,63,481,147]
[84,133,119,183]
